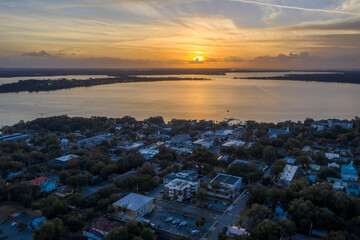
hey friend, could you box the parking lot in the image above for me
[145,200,215,238]
[0,220,33,240]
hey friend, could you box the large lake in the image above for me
[0,72,359,126]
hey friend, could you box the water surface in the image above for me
[0,72,359,126]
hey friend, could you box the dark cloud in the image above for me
[223,56,244,62]
[22,50,51,57]
[256,52,309,61]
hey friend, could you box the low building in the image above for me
[12,212,47,229]
[267,126,290,138]
[29,177,57,192]
[40,179,57,192]
[0,133,29,142]
[215,130,233,137]
[328,163,340,168]
[346,183,360,196]
[171,134,190,144]
[139,148,159,160]
[221,139,246,148]
[83,217,122,240]
[78,135,111,149]
[279,165,298,185]
[193,139,213,149]
[226,226,249,238]
[164,179,197,202]
[113,193,154,221]
[54,186,73,197]
[29,176,49,186]
[341,162,358,181]
[325,153,340,160]
[207,173,242,199]
[311,119,353,131]
[283,157,295,165]
[52,154,79,167]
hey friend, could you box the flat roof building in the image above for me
[52,154,79,167]
[207,173,242,199]
[279,165,298,185]
[112,193,154,221]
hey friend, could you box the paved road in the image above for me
[148,184,164,198]
[205,191,248,240]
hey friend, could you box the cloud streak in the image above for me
[231,0,360,16]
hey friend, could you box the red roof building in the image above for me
[83,217,122,240]
[29,177,49,186]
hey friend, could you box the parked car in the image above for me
[191,230,200,235]
[165,217,173,223]
[179,221,187,227]
[172,219,181,225]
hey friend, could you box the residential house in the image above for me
[226,226,249,238]
[341,162,358,181]
[325,153,340,161]
[77,135,111,149]
[267,126,290,138]
[193,138,213,149]
[171,134,190,145]
[54,186,73,197]
[52,154,79,167]
[0,133,29,142]
[113,193,154,221]
[328,163,340,168]
[346,183,360,196]
[221,139,246,148]
[83,217,122,240]
[12,212,47,229]
[284,157,295,165]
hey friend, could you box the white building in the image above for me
[164,179,198,202]
[279,165,298,185]
[193,139,213,149]
[311,119,353,131]
[221,140,246,148]
[325,153,340,160]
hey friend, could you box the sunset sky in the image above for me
[0,0,359,69]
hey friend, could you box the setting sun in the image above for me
[194,56,203,62]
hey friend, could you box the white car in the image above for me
[191,230,200,235]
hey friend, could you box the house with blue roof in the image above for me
[346,183,360,196]
[284,157,295,165]
[40,179,58,192]
[267,126,290,138]
[32,216,47,228]
[6,171,24,180]
[341,162,358,181]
